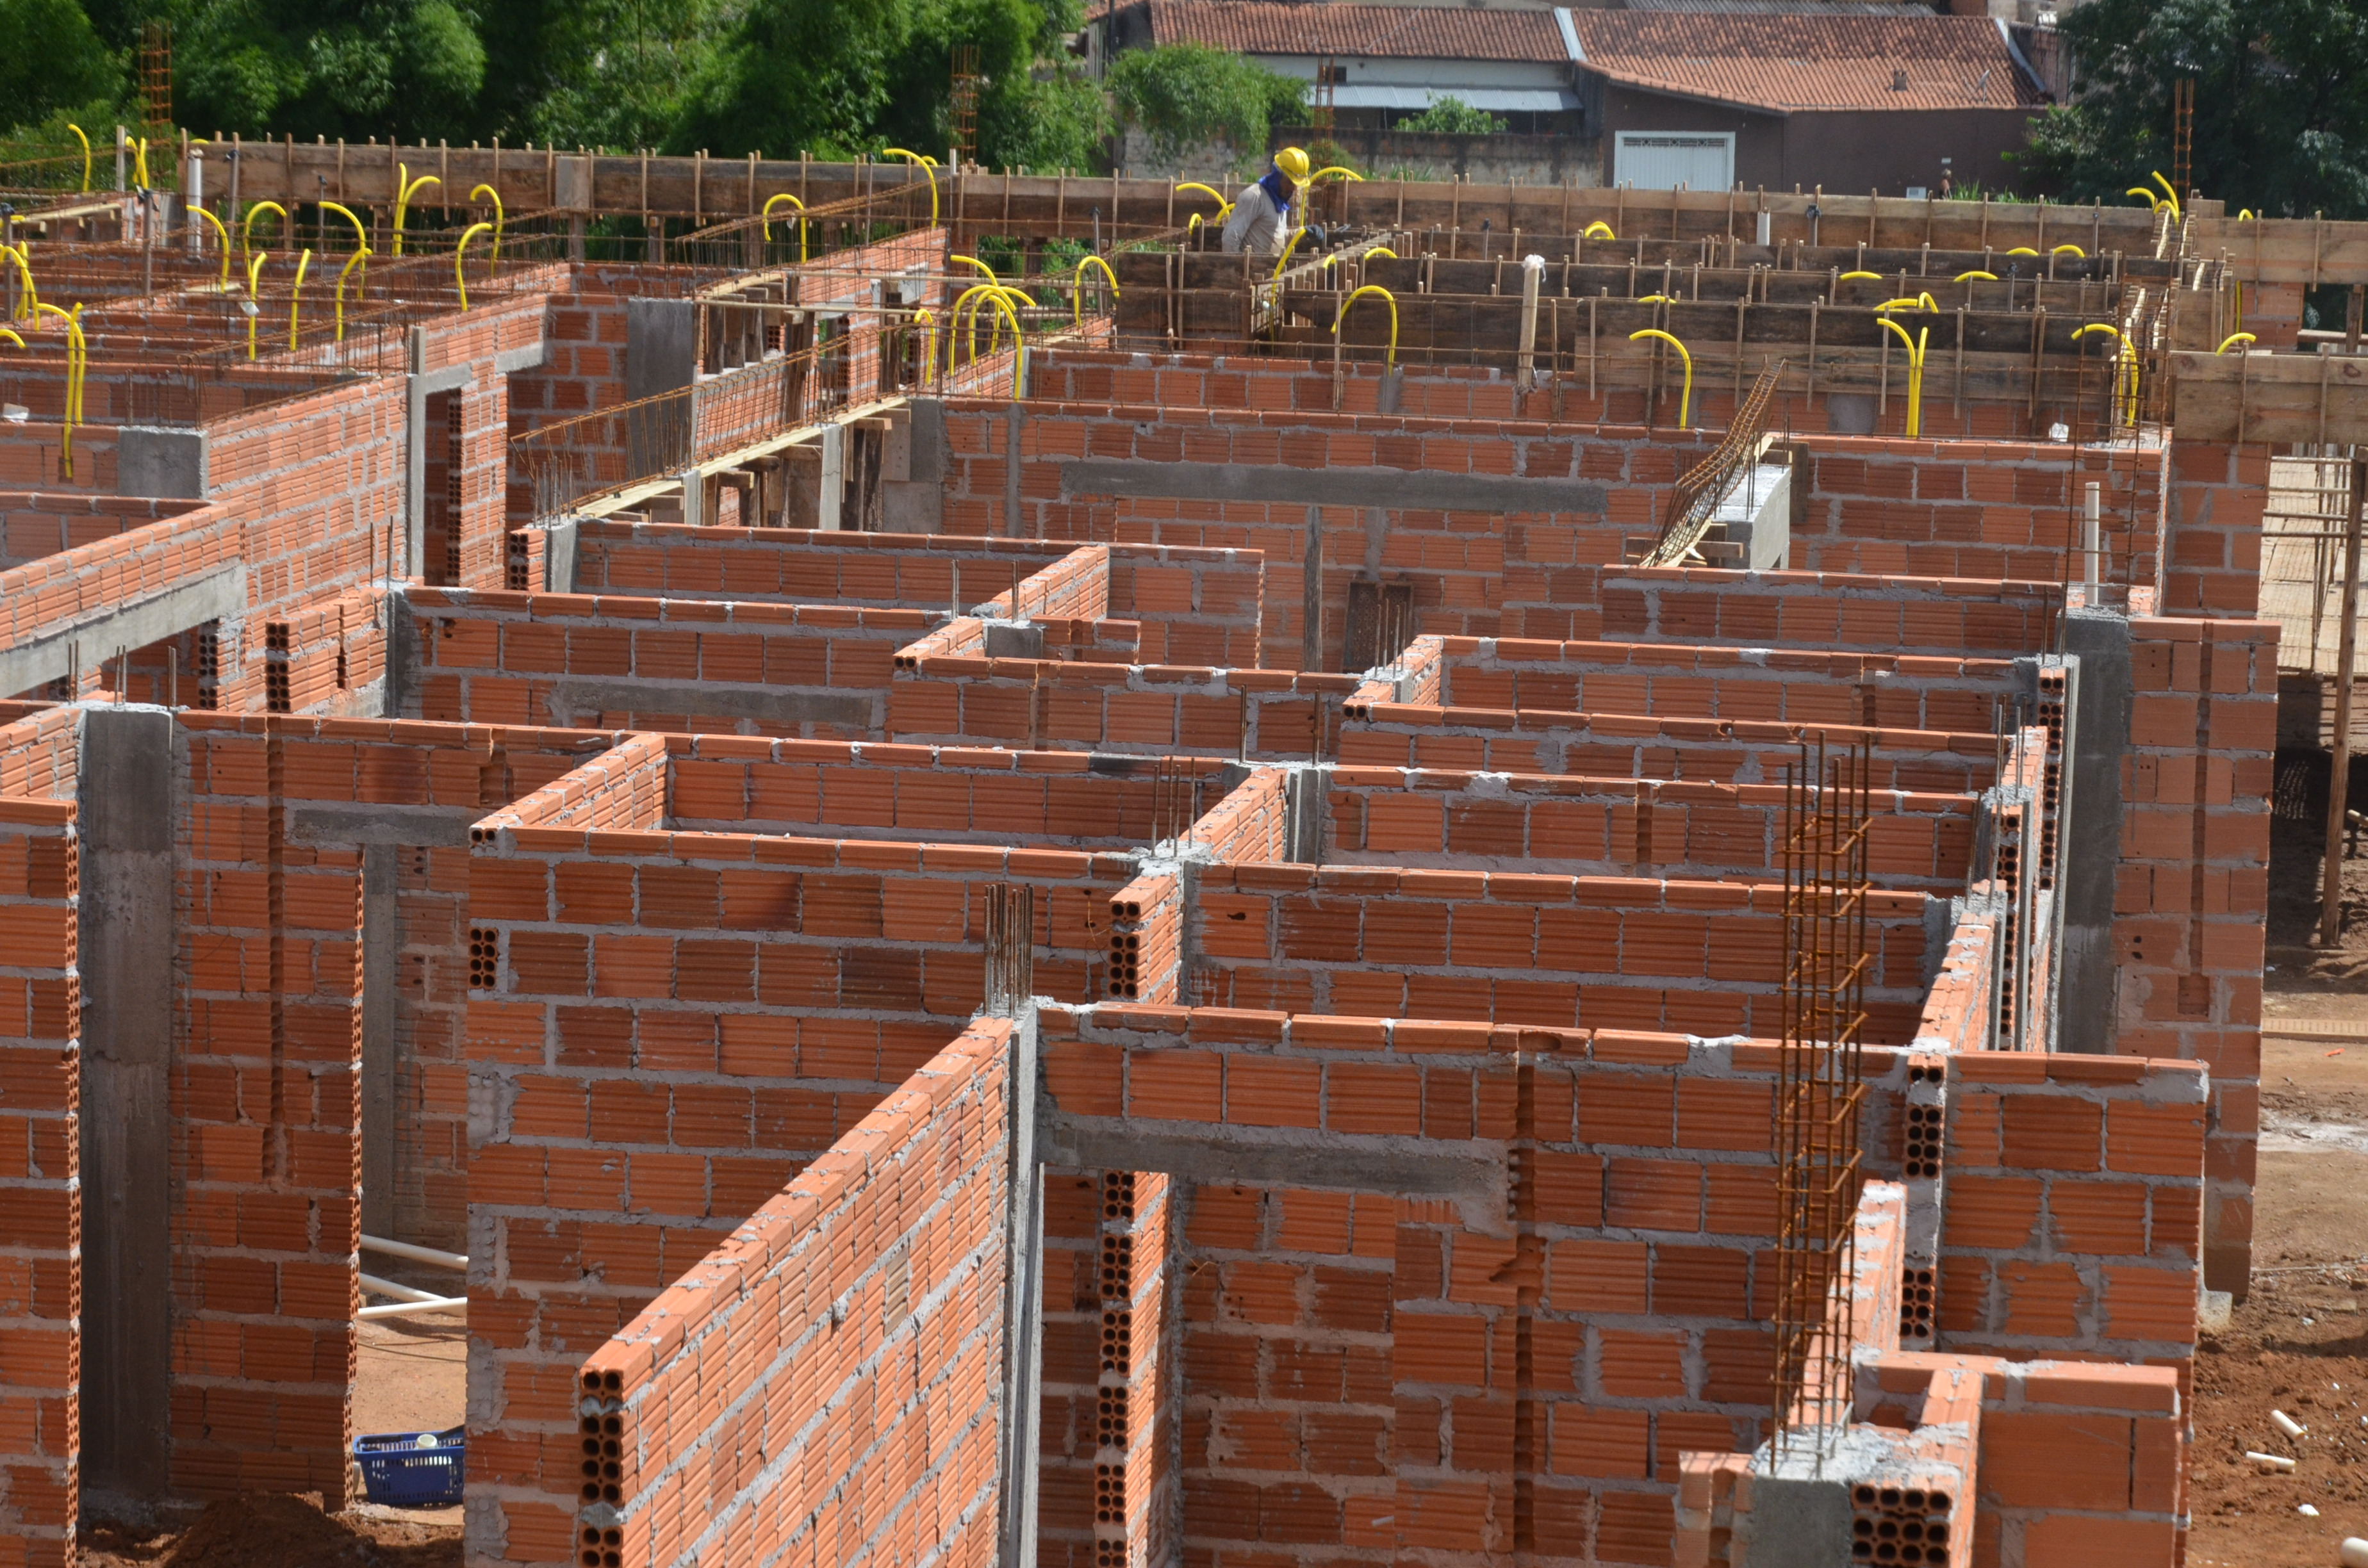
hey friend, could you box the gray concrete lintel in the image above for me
[1039,1109,1503,1202]
[0,563,243,698]
[1061,459,1611,516]
[286,802,482,847]
[494,343,547,375]
[547,681,873,729]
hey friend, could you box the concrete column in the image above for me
[76,705,178,1502]
[358,844,399,1239]
[2057,610,2131,1055]
[994,1006,1044,1568]
[818,425,844,532]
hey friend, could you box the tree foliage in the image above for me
[1396,95,1507,136]
[1105,42,1304,159]
[0,0,127,131]
[2019,0,2368,218]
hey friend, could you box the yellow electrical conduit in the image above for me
[1333,284,1398,371]
[2216,332,2257,354]
[1637,293,1671,304]
[2073,322,2137,423]
[288,249,311,350]
[0,328,21,348]
[950,254,997,281]
[1365,247,1397,260]
[133,138,150,189]
[1583,222,1615,241]
[2005,247,2039,256]
[456,223,494,311]
[974,284,1037,357]
[880,150,938,227]
[762,193,807,262]
[65,125,90,192]
[2125,188,2162,211]
[1874,315,1929,438]
[1073,255,1119,326]
[244,252,268,361]
[1175,183,1233,222]
[1955,270,1998,282]
[2150,172,2181,221]
[192,206,233,287]
[392,168,439,256]
[1629,328,1694,430]
[2052,244,2085,257]
[948,282,1032,367]
[32,303,85,477]
[1878,293,1939,314]
[335,245,371,341]
[242,200,287,261]
[1272,227,1311,280]
[1,245,35,321]
[470,184,504,270]
[913,308,937,384]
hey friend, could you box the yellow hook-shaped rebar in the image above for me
[1273,227,1311,279]
[1629,329,1694,429]
[1955,270,1998,282]
[1838,270,1883,281]
[2051,243,2085,257]
[761,193,807,262]
[1,245,35,321]
[950,254,997,281]
[1878,293,1939,313]
[1073,255,1120,326]
[33,303,85,476]
[335,245,371,342]
[2148,172,2182,221]
[456,222,494,310]
[321,202,369,305]
[192,206,232,287]
[1875,316,1928,437]
[0,327,22,348]
[244,252,267,360]
[242,200,287,261]
[1333,284,1399,370]
[393,169,440,256]
[881,150,939,227]
[470,184,504,271]
[1583,221,1615,241]
[65,124,90,192]
[288,248,312,350]
[2215,332,2257,354]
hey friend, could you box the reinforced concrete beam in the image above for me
[1060,459,1611,514]
[1038,1109,1504,1204]
[0,563,243,699]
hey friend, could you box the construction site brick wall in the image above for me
[1967,1358,2186,1565]
[1595,567,2062,659]
[887,655,1360,762]
[2162,439,2269,618]
[0,493,212,575]
[0,505,240,701]
[574,1015,1013,1568]
[402,588,929,736]
[2112,614,2276,1289]
[0,708,79,1568]
[1401,637,2023,735]
[564,523,1078,610]
[1176,869,1933,1041]
[1319,767,1977,890]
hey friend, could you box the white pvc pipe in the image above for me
[358,1296,467,1321]
[362,1234,467,1271]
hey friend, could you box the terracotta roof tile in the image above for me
[1569,12,2044,111]
[1144,1,1567,61]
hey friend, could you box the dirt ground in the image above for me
[2187,819,2368,1564]
[79,1316,466,1567]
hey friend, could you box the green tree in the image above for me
[0,0,125,135]
[666,0,913,158]
[482,0,725,150]
[1106,42,1303,160]
[169,0,486,143]
[1396,95,1507,136]
[2019,0,2368,218]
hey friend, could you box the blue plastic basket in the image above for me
[354,1426,465,1507]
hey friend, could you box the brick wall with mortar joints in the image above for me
[404,588,931,735]
[1596,567,2064,658]
[0,492,212,573]
[1792,438,2162,586]
[1180,867,1934,1040]
[569,1015,1012,1568]
[174,721,368,1501]
[566,523,1080,609]
[1961,1357,2185,1567]
[504,292,632,527]
[886,657,1358,761]
[1108,873,1185,1006]
[267,589,388,717]
[0,503,242,696]
[1030,1007,1959,1568]
[960,542,1270,672]
[1039,1167,1114,1568]
[1410,637,2025,734]
[1322,769,1978,892]
[460,817,1134,1559]
[1337,703,2002,796]
[0,422,119,494]
[458,378,517,592]
[2160,439,2267,619]
[2110,615,2274,1293]
[1190,768,1293,866]
[0,708,80,1568]
[1935,1053,2207,1380]
[1913,890,2003,1056]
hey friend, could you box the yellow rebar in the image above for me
[2051,243,2086,257]
[1629,329,1694,429]
[1955,270,1998,282]
[322,202,370,306]
[881,150,939,227]
[456,222,494,309]
[1,245,35,320]
[393,170,440,256]
[1073,255,1119,326]
[335,245,371,342]
[2149,171,2182,221]
[288,249,312,349]
[1838,270,1882,281]
[245,252,267,359]
[192,206,232,286]
[762,193,807,262]
[2216,332,2257,354]
[1333,284,1399,370]
[1272,227,1310,279]
[1877,293,1938,313]
[1876,316,1927,437]
[65,125,90,192]
[242,200,288,261]
[950,254,996,281]
[0,328,21,348]
[134,138,150,189]
[470,184,504,270]
[33,303,83,477]
[1583,221,1615,241]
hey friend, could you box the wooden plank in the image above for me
[2169,349,2368,443]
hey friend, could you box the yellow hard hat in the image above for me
[1274,146,1311,184]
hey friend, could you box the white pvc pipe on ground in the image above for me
[361,1234,468,1271]
[358,1296,467,1321]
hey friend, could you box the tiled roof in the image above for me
[1135,3,2046,113]
[1568,12,2046,111]
[1143,1,1567,60]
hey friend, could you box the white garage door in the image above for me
[1615,132,1736,192]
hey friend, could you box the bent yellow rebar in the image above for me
[242,200,288,261]
[1175,183,1230,208]
[1838,270,1882,281]
[1955,270,1998,282]
[1073,255,1120,326]
[0,327,21,348]
[134,138,149,189]
[976,285,1035,357]
[192,206,232,286]
[1273,227,1310,279]
[2239,209,2257,221]
[1875,315,1927,437]
[761,193,807,262]
[1878,293,1939,314]
[2125,188,2162,211]
[245,252,267,360]
[393,170,440,256]
[456,223,493,310]
[1629,328,1694,429]
[949,283,1030,368]
[2216,332,2257,354]
[1637,293,1671,305]
[913,308,937,385]
[1583,221,1615,241]
[1364,246,1398,260]
[2051,243,2085,257]
[1,245,35,321]
[881,150,938,227]
[950,254,996,281]
[470,184,505,271]
[2149,171,2181,221]
[322,202,370,304]
[1310,167,1363,186]
[65,124,90,192]
[966,293,1023,370]
[335,245,371,342]
[1333,284,1399,370]
[2005,247,2039,256]
[288,248,312,350]
[33,303,84,476]
[2075,323,2136,423]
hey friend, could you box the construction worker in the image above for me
[1221,146,1310,257]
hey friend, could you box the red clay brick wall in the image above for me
[1973,1359,2185,1565]
[1937,1054,2206,1371]
[1181,871,1933,1040]
[2161,439,2267,618]
[887,658,1359,762]
[566,524,1076,609]
[1596,567,2062,658]
[0,709,79,1568]
[404,588,926,736]
[0,505,241,698]
[0,492,211,572]
[174,719,368,1499]
[1322,769,1977,891]
[573,1016,1013,1568]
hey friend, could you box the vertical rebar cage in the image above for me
[1770,736,1875,1462]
